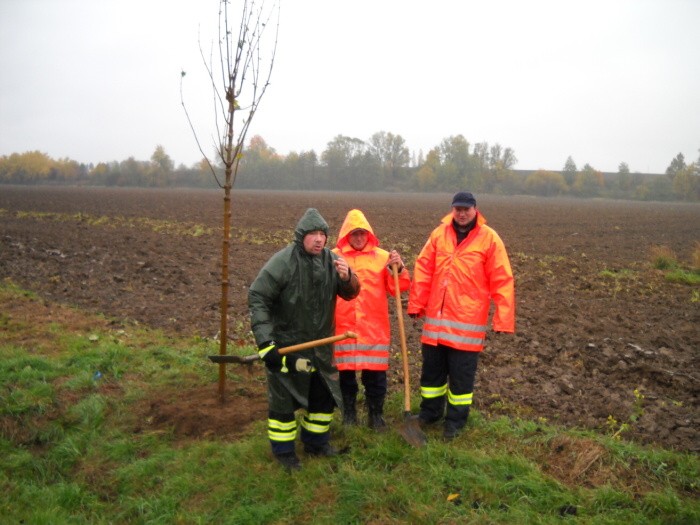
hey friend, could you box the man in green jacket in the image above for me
[248,208,361,471]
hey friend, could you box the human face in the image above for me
[303,230,327,255]
[452,206,477,227]
[348,229,369,251]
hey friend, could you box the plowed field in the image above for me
[1,186,698,452]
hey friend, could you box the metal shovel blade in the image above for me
[397,412,427,448]
[208,353,258,364]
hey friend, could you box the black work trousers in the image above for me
[268,371,336,456]
[419,342,479,431]
[339,369,387,401]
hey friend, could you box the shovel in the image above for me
[208,331,358,364]
[391,263,427,447]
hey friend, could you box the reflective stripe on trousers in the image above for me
[268,417,297,442]
[268,412,297,456]
[301,412,333,434]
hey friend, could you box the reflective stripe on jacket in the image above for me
[407,211,514,351]
[333,209,410,371]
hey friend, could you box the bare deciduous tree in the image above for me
[181,0,279,401]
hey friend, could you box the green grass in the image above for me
[664,268,700,285]
[598,268,639,298]
[650,245,679,271]
[644,243,700,286]
[1,283,698,524]
[599,268,636,280]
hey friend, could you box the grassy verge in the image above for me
[1,282,698,524]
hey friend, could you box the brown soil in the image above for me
[1,186,698,452]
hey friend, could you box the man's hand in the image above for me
[387,250,405,274]
[258,342,283,372]
[334,256,350,281]
[258,342,314,373]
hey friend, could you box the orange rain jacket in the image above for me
[407,211,515,352]
[332,209,411,371]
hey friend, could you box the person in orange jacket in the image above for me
[407,191,515,440]
[333,209,411,430]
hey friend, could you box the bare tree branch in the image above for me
[181,0,279,401]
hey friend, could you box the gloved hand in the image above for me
[259,342,314,374]
[258,341,283,372]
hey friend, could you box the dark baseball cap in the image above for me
[451,191,476,208]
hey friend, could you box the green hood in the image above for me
[294,208,329,246]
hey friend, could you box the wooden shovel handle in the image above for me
[208,331,358,365]
[278,331,357,355]
[391,263,412,412]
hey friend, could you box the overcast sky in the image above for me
[1,0,699,174]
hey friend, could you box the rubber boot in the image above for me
[342,393,357,425]
[444,407,469,440]
[367,397,387,432]
[303,442,339,457]
[275,451,302,471]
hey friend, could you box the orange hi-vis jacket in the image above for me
[332,209,411,371]
[407,211,515,352]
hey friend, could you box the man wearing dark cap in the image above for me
[407,192,515,440]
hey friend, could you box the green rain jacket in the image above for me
[248,208,361,413]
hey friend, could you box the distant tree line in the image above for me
[1,134,698,202]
